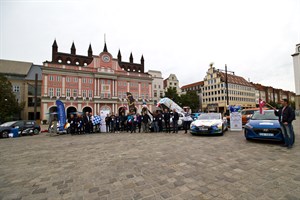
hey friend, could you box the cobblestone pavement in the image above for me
[0,119,300,200]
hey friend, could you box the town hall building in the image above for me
[41,40,153,121]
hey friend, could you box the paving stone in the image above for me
[0,119,299,200]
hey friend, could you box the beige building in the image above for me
[148,70,164,105]
[163,74,181,94]
[202,66,256,113]
[0,59,42,120]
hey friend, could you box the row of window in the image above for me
[203,96,256,103]
[117,92,149,100]
[49,88,93,98]
[203,90,254,96]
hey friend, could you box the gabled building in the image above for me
[163,74,181,94]
[41,40,153,121]
[202,65,256,113]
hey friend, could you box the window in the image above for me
[73,89,78,97]
[49,76,54,81]
[158,85,161,89]
[88,90,93,98]
[13,85,20,92]
[154,91,157,97]
[154,84,157,89]
[66,77,71,82]
[74,77,78,82]
[56,88,61,96]
[49,88,54,96]
[174,83,177,86]
[82,90,87,97]
[66,89,71,97]
[89,79,93,84]
[56,76,61,82]
[82,78,86,83]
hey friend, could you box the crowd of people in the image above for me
[65,108,192,135]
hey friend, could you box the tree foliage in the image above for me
[180,91,200,112]
[0,75,24,123]
[164,87,180,103]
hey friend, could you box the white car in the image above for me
[190,113,228,135]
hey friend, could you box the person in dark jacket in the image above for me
[274,98,296,149]
[83,112,90,134]
[172,109,179,133]
[68,114,76,135]
[157,110,163,132]
[105,114,111,133]
[163,108,171,133]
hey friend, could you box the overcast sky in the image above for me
[1,0,299,92]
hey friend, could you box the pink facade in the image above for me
[41,41,153,120]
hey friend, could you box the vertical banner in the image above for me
[229,105,242,131]
[56,100,66,132]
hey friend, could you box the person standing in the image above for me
[115,114,120,133]
[83,112,90,134]
[76,114,83,134]
[141,112,151,133]
[105,114,111,133]
[182,108,192,134]
[163,108,171,133]
[136,113,142,133]
[274,98,296,149]
[68,114,76,135]
[172,109,179,133]
[157,110,163,132]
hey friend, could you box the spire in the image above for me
[103,42,108,52]
[88,43,93,57]
[52,39,58,61]
[71,41,76,54]
[141,55,144,65]
[52,39,58,48]
[129,52,133,63]
[117,49,122,61]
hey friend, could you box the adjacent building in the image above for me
[41,40,153,121]
[0,59,42,120]
[163,74,181,94]
[292,43,300,111]
[147,70,164,105]
[181,81,204,111]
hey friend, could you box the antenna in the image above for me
[104,33,106,43]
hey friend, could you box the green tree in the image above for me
[164,87,181,103]
[180,91,200,112]
[0,75,24,123]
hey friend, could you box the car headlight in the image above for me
[245,124,253,129]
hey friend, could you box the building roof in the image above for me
[0,59,33,76]
[181,81,204,89]
[251,83,266,91]
[218,72,253,87]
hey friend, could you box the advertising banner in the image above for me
[56,100,66,132]
[229,105,242,131]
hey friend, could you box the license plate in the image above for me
[199,127,208,130]
[259,133,273,136]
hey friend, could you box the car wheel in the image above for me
[2,131,9,138]
[33,128,39,135]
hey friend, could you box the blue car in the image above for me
[244,110,283,141]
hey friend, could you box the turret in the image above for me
[88,43,93,57]
[71,42,76,55]
[117,49,122,62]
[129,52,133,63]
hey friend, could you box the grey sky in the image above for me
[1,0,299,92]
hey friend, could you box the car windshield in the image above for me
[198,113,220,120]
[0,121,17,127]
[251,111,278,120]
[241,110,256,115]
